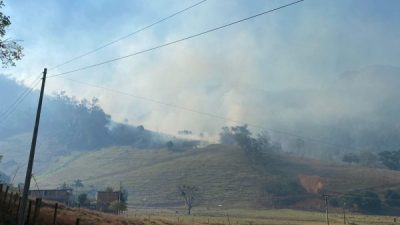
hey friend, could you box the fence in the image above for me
[0,183,81,225]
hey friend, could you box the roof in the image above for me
[29,189,73,192]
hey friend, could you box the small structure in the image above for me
[29,189,73,204]
[96,191,120,211]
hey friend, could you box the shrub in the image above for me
[384,189,400,207]
[265,176,306,207]
[341,191,381,213]
[265,176,305,196]
[329,197,340,207]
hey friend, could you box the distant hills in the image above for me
[259,65,400,159]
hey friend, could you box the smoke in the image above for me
[2,0,400,145]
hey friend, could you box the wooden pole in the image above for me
[18,68,47,225]
[343,202,346,224]
[75,218,80,225]
[324,194,330,225]
[26,200,33,225]
[52,203,58,225]
[0,183,3,202]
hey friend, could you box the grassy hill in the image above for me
[36,144,400,209]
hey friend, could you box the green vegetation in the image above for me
[78,193,88,205]
[109,201,127,212]
[384,189,400,207]
[342,153,360,164]
[341,191,382,213]
[0,0,23,67]
[265,176,305,196]
[379,150,400,170]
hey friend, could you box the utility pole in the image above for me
[323,194,330,225]
[343,202,346,224]
[18,68,47,225]
[118,181,122,215]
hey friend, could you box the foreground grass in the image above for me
[126,207,399,225]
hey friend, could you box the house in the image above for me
[29,189,73,204]
[96,191,120,211]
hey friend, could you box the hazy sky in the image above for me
[2,0,400,139]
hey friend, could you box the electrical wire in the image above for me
[0,78,42,125]
[0,0,208,124]
[49,0,208,70]
[0,78,40,119]
[47,0,305,78]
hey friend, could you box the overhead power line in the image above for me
[56,76,362,152]
[0,1,208,125]
[49,0,208,70]
[0,78,41,124]
[48,0,305,78]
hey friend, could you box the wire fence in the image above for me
[0,183,80,225]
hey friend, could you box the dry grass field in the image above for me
[124,207,400,225]
[33,205,400,225]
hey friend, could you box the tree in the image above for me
[73,179,84,188]
[219,125,281,166]
[119,188,128,204]
[105,186,114,192]
[109,201,127,213]
[58,182,70,189]
[359,151,378,167]
[117,187,128,213]
[341,191,381,213]
[357,191,381,213]
[378,150,400,170]
[178,185,198,215]
[384,190,400,207]
[166,141,174,150]
[0,1,23,67]
[78,193,88,206]
[342,153,360,164]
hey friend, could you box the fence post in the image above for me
[26,200,33,225]
[16,196,21,222]
[75,218,80,225]
[52,203,58,225]
[8,192,14,211]
[3,185,9,204]
[32,198,42,225]
[0,183,3,202]
[12,194,18,215]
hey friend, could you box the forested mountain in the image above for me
[0,75,195,179]
[0,75,171,152]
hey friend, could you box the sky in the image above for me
[1,0,400,140]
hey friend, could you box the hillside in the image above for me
[36,144,400,208]
[0,76,200,182]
